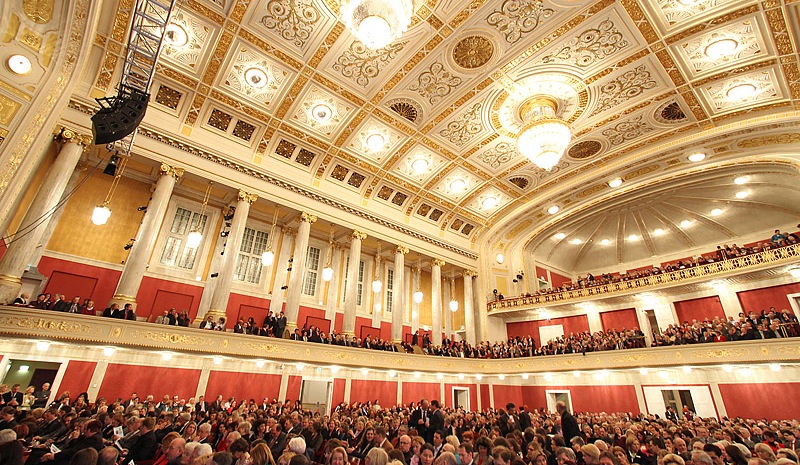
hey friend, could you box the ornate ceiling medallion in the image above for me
[567,140,602,159]
[410,62,463,104]
[261,0,321,49]
[387,99,422,123]
[486,0,554,44]
[495,74,581,136]
[655,100,687,124]
[452,36,494,69]
[543,19,629,68]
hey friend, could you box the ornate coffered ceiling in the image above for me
[52,0,800,268]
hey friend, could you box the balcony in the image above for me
[488,243,800,314]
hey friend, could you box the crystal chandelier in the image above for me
[340,0,413,50]
[516,96,571,171]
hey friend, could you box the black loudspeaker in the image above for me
[91,86,150,145]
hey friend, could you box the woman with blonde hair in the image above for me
[366,448,389,465]
[754,444,777,465]
[277,452,295,465]
[250,443,276,465]
[328,447,348,465]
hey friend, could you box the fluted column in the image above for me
[343,230,366,336]
[206,190,257,326]
[411,268,420,334]
[443,278,453,339]
[473,271,486,342]
[324,243,341,322]
[285,212,317,334]
[371,255,383,329]
[463,270,476,345]
[391,246,408,343]
[431,259,444,345]
[110,164,183,308]
[0,128,92,303]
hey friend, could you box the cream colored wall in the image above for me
[7,143,59,237]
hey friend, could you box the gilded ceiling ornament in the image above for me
[655,100,687,124]
[23,0,54,24]
[591,65,657,116]
[439,102,483,146]
[479,142,518,168]
[602,115,653,146]
[409,62,463,104]
[486,0,554,44]
[452,36,494,69]
[543,19,628,68]
[261,0,320,48]
[388,99,421,123]
[333,41,405,86]
[567,140,602,159]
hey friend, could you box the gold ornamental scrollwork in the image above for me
[54,127,93,148]
[23,0,54,24]
[159,164,185,180]
[238,190,258,204]
[395,246,409,255]
[0,316,94,334]
[130,329,209,346]
[432,259,446,267]
[300,212,317,223]
[352,230,367,241]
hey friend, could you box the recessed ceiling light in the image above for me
[734,175,749,185]
[481,196,498,210]
[244,67,269,88]
[366,133,386,152]
[164,24,188,47]
[735,190,749,199]
[726,83,757,101]
[600,239,610,246]
[547,205,559,214]
[411,158,429,175]
[680,219,692,228]
[687,151,706,162]
[653,228,665,236]
[570,238,582,245]
[7,54,32,75]
[607,178,623,188]
[449,178,467,193]
[554,232,566,240]
[628,234,639,241]
[704,38,738,59]
[496,253,504,264]
[710,208,723,216]
[311,103,332,123]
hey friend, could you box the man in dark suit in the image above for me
[268,424,287,461]
[557,401,581,442]
[12,293,30,306]
[275,311,287,338]
[428,400,445,444]
[195,396,210,414]
[123,417,158,465]
[65,296,81,313]
[50,294,67,312]
[103,304,120,318]
[117,303,137,321]
[211,395,224,412]
[2,384,23,407]
[46,419,104,465]
[409,399,429,440]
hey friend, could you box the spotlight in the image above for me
[123,239,135,250]
[286,267,292,272]
[280,285,288,290]
[137,206,148,212]
[223,207,235,221]
[103,154,120,176]
[220,231,229,237]
[225,222,232,227]
[210,273,219,278]
[516,273,524,280]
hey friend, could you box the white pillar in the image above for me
[343,230,366,335]
[714,283,744,320]
[464,271,476,345]
[0,128,91,303]
[110,164,183,308]
[270,227,295,319]
[324,243,341,323]
[473,271,486,342]
[285,212,317,333]
[206,190,257,327]
[372,256,383,328]
[444,277,453,339]
[411,268,420,334]
[391,246,407,342]
[431,259,444,345]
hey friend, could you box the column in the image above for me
[714,283,744,320]
[109,163,183,307]
[324,243,341,323]
[0,127,91,304]
[473,271,486,342]
[343,230,366,335]
[206,190,257,325]
[284,212,317,334]
[443,277,452,340]
[391,246,408,343]
[431,259,444,345]
[463,271,476,345]
[411,268,420,334]
[371,255,382,328]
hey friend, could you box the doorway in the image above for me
[644,310,660,335]
[452,387,469,410]
[661,389,697,418]
[2,360,61,391]
[546,390,572,413]
[300,380,332,415]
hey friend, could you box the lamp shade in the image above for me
[186,230,203,249]
[261,249,275,266]
[372,279,382,293]
[322,266,334,282]
[92,205,112,225]
[449,300,458,312]
[340,0,412,49]
[413,290,423,303]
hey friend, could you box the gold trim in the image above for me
[0,274,22,285]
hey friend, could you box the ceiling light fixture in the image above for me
[495,253,504,264]
[687,151,706,162]
[769,363,782,371]
[628,234,639,241]
[570,238,582,245]
[547,205,559,214]
[653,228,665,236]
[311,103,332,123]
[607,178,623,188]
[600,239,611,246]
[7,54,32,75]
[449,178,467,194]
[704,38,738,59]
[554,233,566,240]
[262,208,280,266]
[322,228,335,282]
[340,0,412,49]
[726,83,757,101]
[411,157,430,175]
[788,266,800,279]
[517,97,571,171]
[366,133,386,152]
[164,24,188,47]
[735,190,749,199]
[710,208,723,216]
[187,181,213,249]
[413,258,424,303]
[680,220,692,228]
[734,175,749,185]
[482,196,498,210]
[244,68,269,89]
[372,242,383,293]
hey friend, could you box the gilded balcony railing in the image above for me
[488,243,800,312]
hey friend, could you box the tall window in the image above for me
[234,227,268,284]
[343,257,365,306]
[302,246,321,296]
[386,268,394,313]
[160,207,207,269]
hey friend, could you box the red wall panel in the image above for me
[535,267,547,281]
[492,385,523,410]
[331,378,346,408]
[38,256,121,309]
[98,363,200,402]
[299,306,329,332]
[550,272,571,288]
[44,272,98,303]
[286,375,302,403]
[204,371,281,404]
[737,283,800,314]
[444,383,478,411]
[402,382,440,406]
[380,321,392,341]
[58,361,96,400]
[674,296,725,323]
[600,308,639,332]
[480,384,490,411]
[718,383,800,420]
[226,293,271,331]
[349,380,397,408]
[507,315,590,342]
[490,384,639,414]
[334,312,343,333]
[136,276,204,321]
[146,290,195,322]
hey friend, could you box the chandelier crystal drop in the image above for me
[340,0,413,50]
[516,97,571,171]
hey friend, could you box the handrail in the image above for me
[488,243,800,312]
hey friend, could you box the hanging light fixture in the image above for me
[372,242,382,293]
[92,150,128,225]
[516,96,571,171]
[186,181,212,249]
[322,228,335,282]
[261,208,279,266]
[413,256,423,303]
[448,276,458,312]
[340,0,413,50]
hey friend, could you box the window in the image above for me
[160,207,207,269]
[343,256,365,306]
[234,227,269,284]
[302,246,321,296]
[386,268,394,313]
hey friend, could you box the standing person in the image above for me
[33,383,51,409]
[556,401,580,443]
[428,401,445,445]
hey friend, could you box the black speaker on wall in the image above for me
[91,85,150,145]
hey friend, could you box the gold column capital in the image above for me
[159,163,184,180]
[352,230,367,241]
[282,226,296,237]
[300,211,317,224]
[54,126,92,149]
[395,246,409,255]
[464,270,477,278]
[238,190,258,204]
[432,259,446,267]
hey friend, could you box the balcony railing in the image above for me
[488,243,800,312]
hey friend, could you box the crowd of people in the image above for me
[0,385,799,465]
